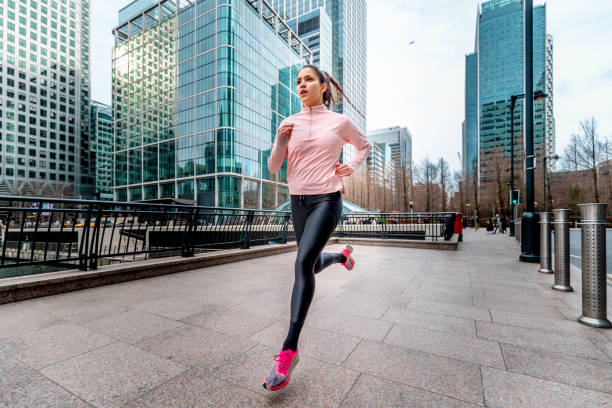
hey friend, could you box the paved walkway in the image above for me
[1,231,611,407]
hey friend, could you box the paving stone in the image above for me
[406,299,492,322]
[385,324,504,368]
[181,305,277,338]
[0,303,65,339]
[416,277,473,288]
[28,291,132,324]
[381,307,477,336]
[476,321,609,361]
[341,277,412,296]
[0,322,115,369]
[211,344,360,408]
[83,309,186,344]
[132,296,215,320]
[400,287,474,306]
[126,368,280,408]
[136,326,256,372]
[311,296,389,319]
[339,373,480,408]
[491,309,609,341]
[482,366,612,408]
[501,343,612,393]
[343,340,483,405]
[336,289,409,307]
[303,308,393,342]
[472,298,566,319]
[230,296,292,321]
[414,283,486,298]
[248,321,361,365]
[483,290,565,307]
[40,342,186,408]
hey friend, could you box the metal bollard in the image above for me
[538,212,553,273]
[552,209,573,292]
[577,203,611,328]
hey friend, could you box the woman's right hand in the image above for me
[277,123,294,143]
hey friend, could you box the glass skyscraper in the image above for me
[463,0,555,183]
[269,0,367,134]
[90,101,113,200]
[112,0,311,208]
[366,126,412,210]
[0,0,92,197]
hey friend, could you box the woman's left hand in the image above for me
[335,163,353,177]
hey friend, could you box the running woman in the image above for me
[262,65,370,391]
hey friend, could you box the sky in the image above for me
[91,0,612,172]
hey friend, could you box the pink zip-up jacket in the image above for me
[268,104,370,195]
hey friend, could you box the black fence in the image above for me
[0,196,456,274]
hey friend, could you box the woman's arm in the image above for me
[342,118,370,174]
[268,121,293,174]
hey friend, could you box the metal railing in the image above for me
[0,196,455,274]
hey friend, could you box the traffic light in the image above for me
[510,189,520,206]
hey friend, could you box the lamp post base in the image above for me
[538,267,553,274]
[552,284,573,292]
[519,253,540,263]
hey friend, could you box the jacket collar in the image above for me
[301,104,327,113]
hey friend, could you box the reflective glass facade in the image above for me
[90,101,113,200]
[465,0,555,182]
[464,52,478,174]
[112,0,310,208]
[0,0,91,197]
[270,0,367,134]
[366,126,412,192]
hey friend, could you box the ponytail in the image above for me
[299,64,351,110]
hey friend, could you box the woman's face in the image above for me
[296,67,327,107]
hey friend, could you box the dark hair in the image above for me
[299,64,350,109]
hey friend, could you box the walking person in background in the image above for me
[263,64,370,391]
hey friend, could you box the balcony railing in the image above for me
[0,196,456,276]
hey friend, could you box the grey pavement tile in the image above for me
[400,287,474,306]
[127,368,281,408]
[181,305,277,338]
[135,325,256,372]
[482,366,612,408]
[384,323,504,368]
[483,290,565,307]
[0,322,115,369]
[343,340,483,406]
[336,289,409,307]
[381,307,477,336]
[341,277,412,296]
[415,277,473,289]
[406,299,492,322]
[170,285,252,308]
[303,308,393,342]
[230,296,292,321]
[339,373,480,408]
[501,343,612,394]
[590,337,612,360]
[132,296,215,320]
[415,283,486,298]
[473,279,549,291]
[248,321,361,365]
[83,309,187,344]
[472,298,566,319]
[311,296,389,319]
[40,342,186,408]
[476,321,609,361]
[491,309,609,341]
[28,291,132,324]
[211,343,360,408]
[1,369,93,408]
[0,303,65,339]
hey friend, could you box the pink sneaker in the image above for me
[341,244,355,271]
[262,348,300,391]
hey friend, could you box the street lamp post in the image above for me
[543,153,559,211]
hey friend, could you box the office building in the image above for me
[90,100,113,200]
[0,0,92,197]
[112,0,311,208]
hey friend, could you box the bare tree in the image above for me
[437,158,451,211]
[566,118,607,202]
[416,158,438,212]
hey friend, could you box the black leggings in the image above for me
[289,191,343,326]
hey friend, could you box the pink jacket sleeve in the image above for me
[342,117,370,172]
[268,120,289,174]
